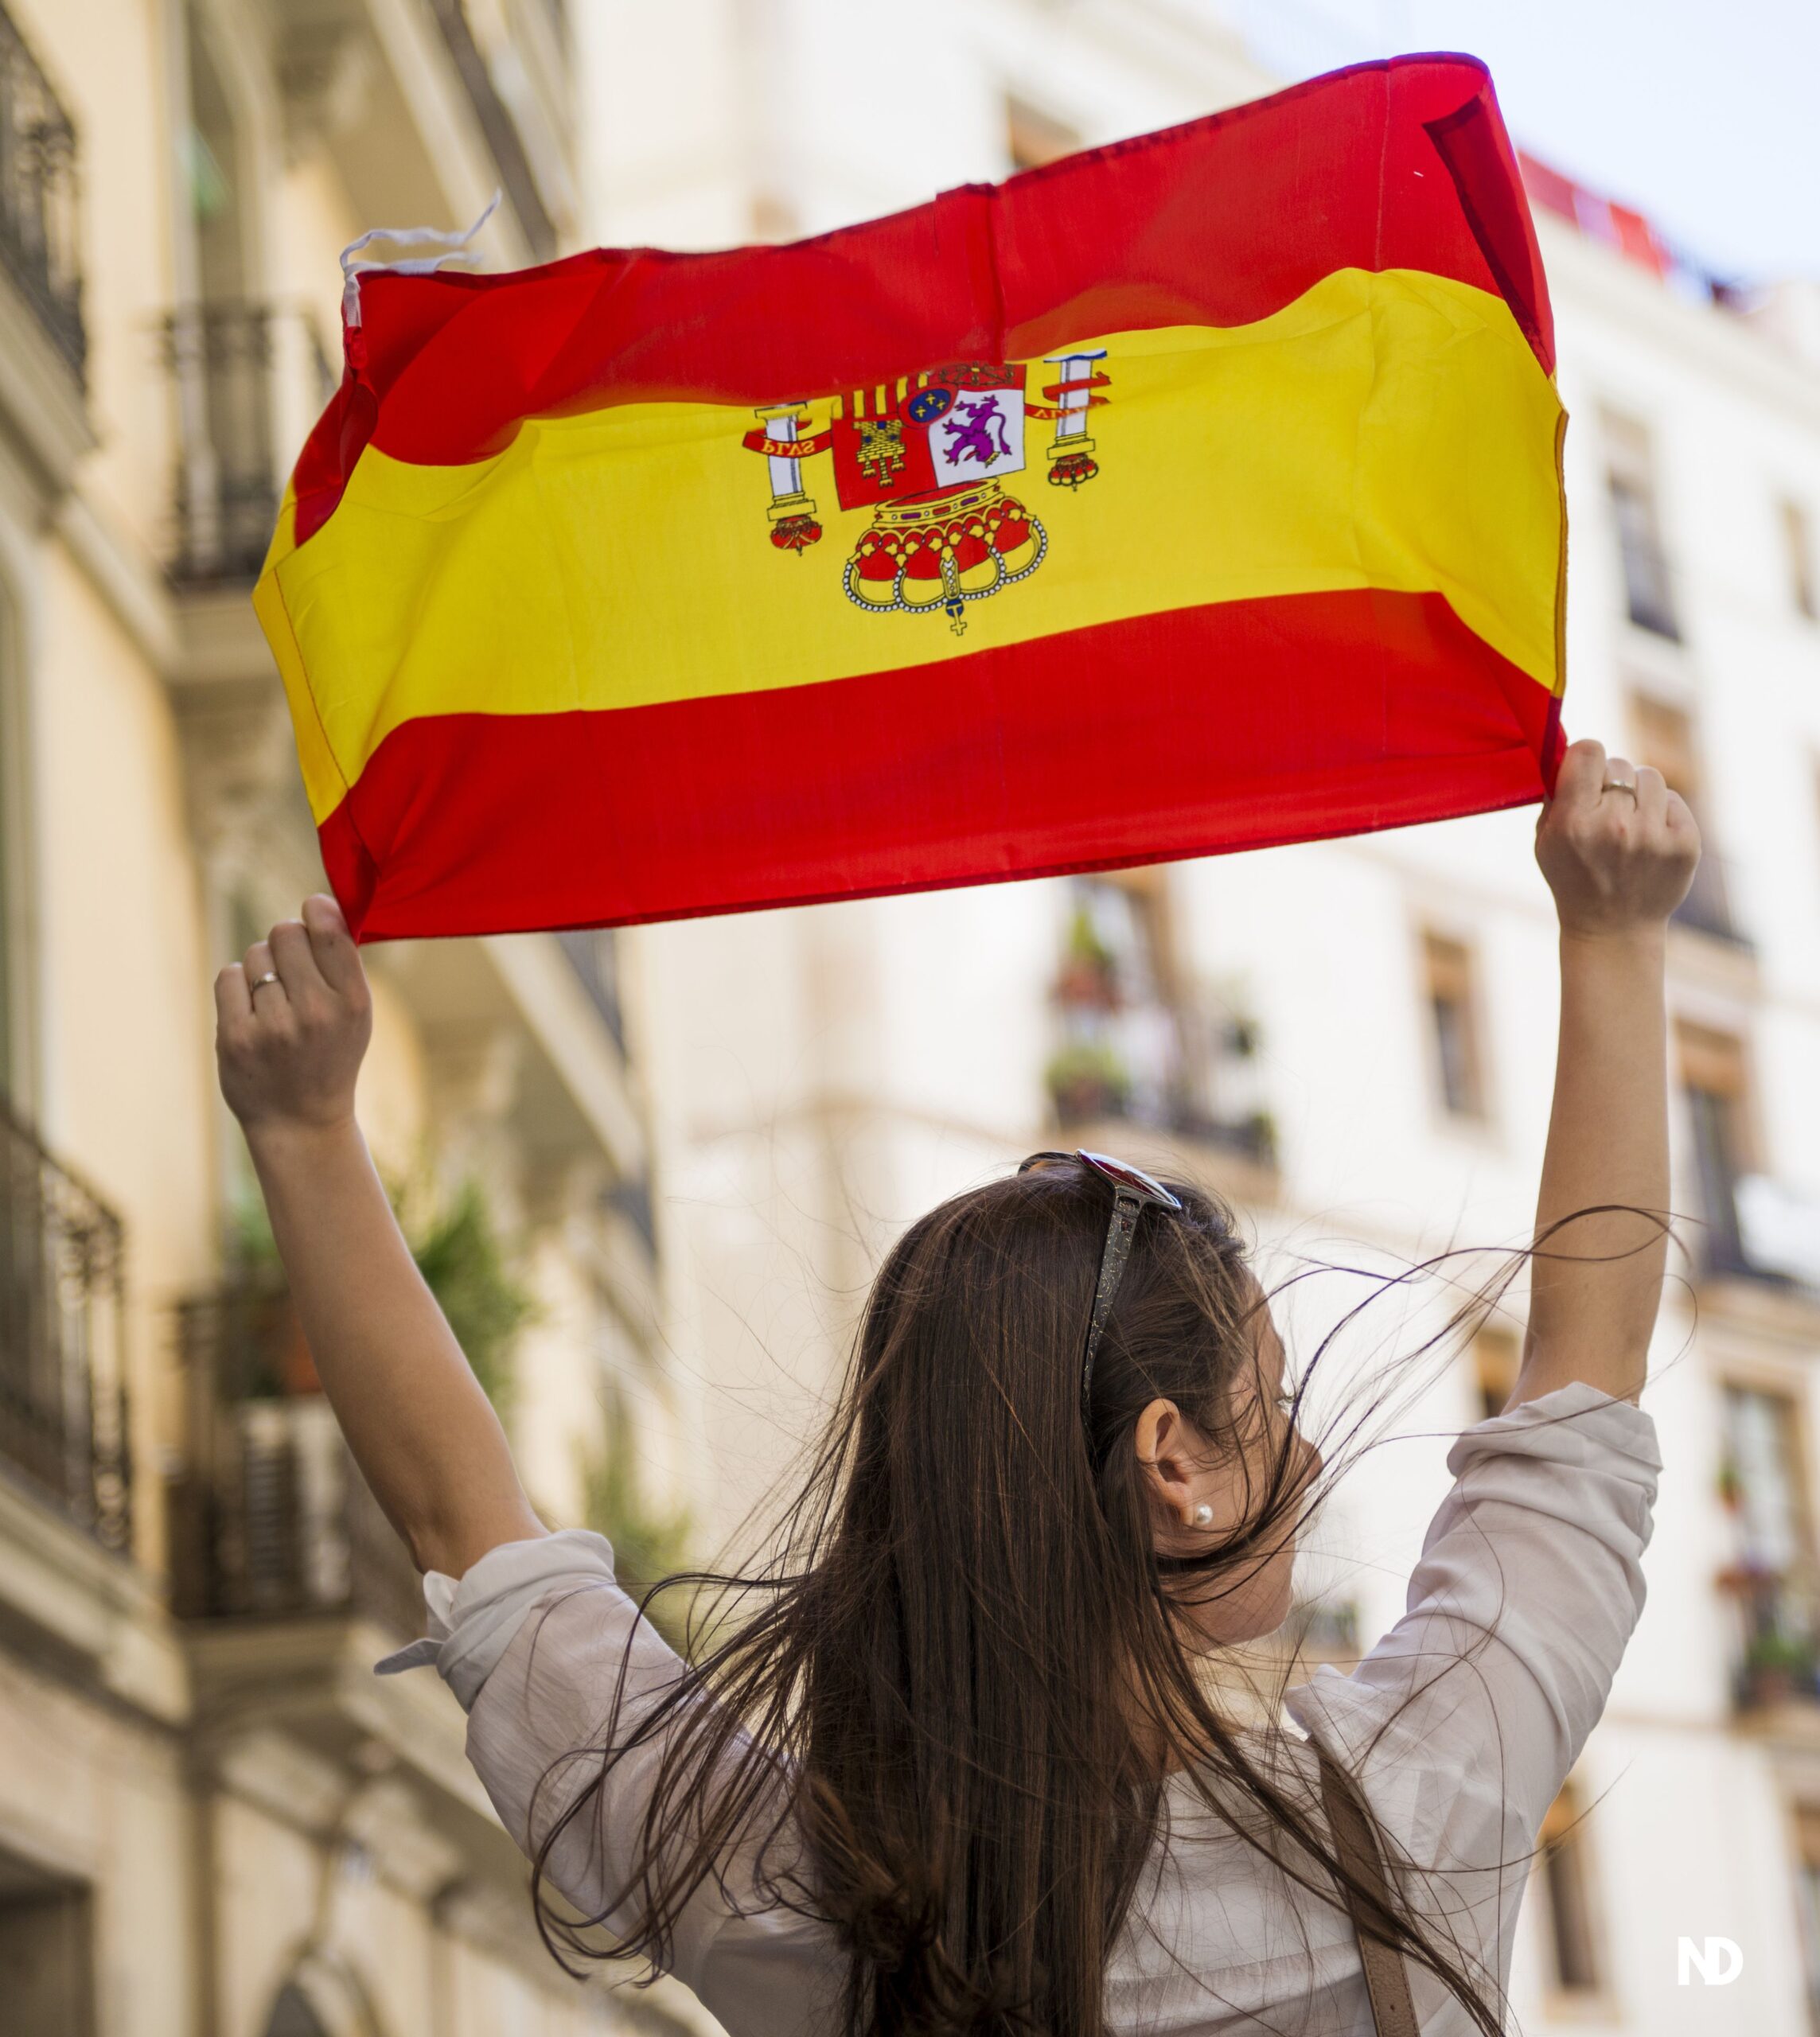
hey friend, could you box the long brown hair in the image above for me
[532,1160,1508,2034]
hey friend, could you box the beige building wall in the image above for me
[0,2,703,2032]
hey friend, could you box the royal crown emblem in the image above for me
[743,352,1110,634]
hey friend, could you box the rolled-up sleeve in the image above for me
[377,1528,840,2032]
[1287,1380,1661,2010]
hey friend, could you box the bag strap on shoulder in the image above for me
[1316,1751,1421,2037]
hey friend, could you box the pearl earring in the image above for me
[1191,1502,1214,1529]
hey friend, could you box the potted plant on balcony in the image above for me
[1044,1039,1132,1128]
[1739,1624,1818,1710]
[409,1181,533,1412]
[1054,905,1121,1011]
[224,1190,318,1397]
[1234,1108,1280,1167]
[220,1176,531,1407]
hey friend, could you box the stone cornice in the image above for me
[1543,216,1820,433]
[0,1467,189,1723]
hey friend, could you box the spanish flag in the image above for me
[255,54,1565,941]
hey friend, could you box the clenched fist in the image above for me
[1535,738,1701,940]
[215,894,372,1135]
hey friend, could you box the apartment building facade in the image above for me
[0,3,701,2032]
[584,3,1820,2031]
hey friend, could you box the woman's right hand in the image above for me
[212,892,544,1576]
[1534,738,1701,941]
[215,893,372,1139]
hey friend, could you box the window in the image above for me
[1050,874,1174,1128]
[1421,932,1485,1119]
[1785,500,1818,621]
[1604,412,1679,639]
[1722,1385,1819,1705]
[1006,94,1081,173]
[1537,1784,1603,1996]
[1631,692,1697,801]
[1677,1023,1752,1274]
[0,1851,95,2035]
[1045,875,1273,1159]
[1725,1385,1812,1575]
[1472,1325,1520,1420]
[1632,693,1738,940]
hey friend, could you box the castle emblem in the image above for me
[742,352,1109,634]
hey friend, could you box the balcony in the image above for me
[1047,995,1277,1167]
[169,1279,422,1642]
[0,1102,131,1552]
[1721,1562,1820,1723]
[162,302,333,587]
[0,5,84,380]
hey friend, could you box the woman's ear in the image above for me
[1135,1397,1206,1525]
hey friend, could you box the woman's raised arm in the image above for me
[214,894,546,1575]
[1516,738,1701,1408]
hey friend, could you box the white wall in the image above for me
[587,5,1820,2027]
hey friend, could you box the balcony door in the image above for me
[171,10,277,582]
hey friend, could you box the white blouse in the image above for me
[378,1381,1660,2035]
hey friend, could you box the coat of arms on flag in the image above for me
[742,352,1109,632]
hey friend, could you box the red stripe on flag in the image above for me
[294,54,1549,537]
[320,590,1564,942]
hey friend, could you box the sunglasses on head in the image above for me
[1017,1149,1184,1432]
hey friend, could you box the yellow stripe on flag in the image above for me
[266,267,1564,825]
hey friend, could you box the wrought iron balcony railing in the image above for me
[0,1100,131,1550]
[162,301,333,586]
[0,5,84,379]
[169,1279,423,1639]
[1046,998,1278,1167]
[1721,1564,1820,1713]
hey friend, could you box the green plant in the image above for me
[1240,1108,1279,1165]
[219,1167,532,1408]
[227,1178,283,1276]
[1044,1038,1132,1122]
[1222,1015,1261,1059]
[1054,906,1121,1009]
[1744,1625,1815,1677]
[1063,902,1117,975]
[409,1181,535,1411]
[582,1410,695,1653]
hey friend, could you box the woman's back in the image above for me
[399,1377,1658,2035]
[220,736,1691,2034]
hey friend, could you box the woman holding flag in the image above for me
[214,737,1695,2035]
